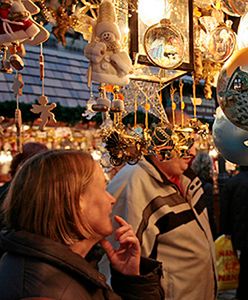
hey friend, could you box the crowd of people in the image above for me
[0,137,246,300]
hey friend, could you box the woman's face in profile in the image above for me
[80,163,116,238]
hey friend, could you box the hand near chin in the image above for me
[100,215,141,276]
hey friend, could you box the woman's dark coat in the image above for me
[0,230,164,300]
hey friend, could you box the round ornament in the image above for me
[217,48,248,131]
[212,107,248,165]
[194,0,211,8]
[208,24,236,63]
[144,19,185,69]
[229,0,248,16]
[219,0,240,16]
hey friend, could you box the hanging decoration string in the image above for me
[40,43,45,95]
[170,83,177,127]
[192,75,197,119]
[144,96,150,131]
[13,70,23,152]
[179,80,185,127]
[134,93,138,128]
[30,43,57,131]
[157,81,169,126]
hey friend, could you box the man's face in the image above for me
[153,145,196,178]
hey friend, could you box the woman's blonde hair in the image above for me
[2,149,96,245]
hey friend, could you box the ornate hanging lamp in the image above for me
[128,0,194,83]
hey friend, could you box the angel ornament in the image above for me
[31,95,57,130]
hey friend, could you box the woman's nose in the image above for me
[108,192,116,205]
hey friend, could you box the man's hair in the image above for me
[191,151,213,181]
[10,142,48,177]
[3,150,96,245]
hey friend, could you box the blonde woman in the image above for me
[0,150,163,300]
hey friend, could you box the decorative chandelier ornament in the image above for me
[129,0,194,83]
[101,124,149,166]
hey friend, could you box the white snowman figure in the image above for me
[84,0,132,86]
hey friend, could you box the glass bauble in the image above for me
[208,24,236,62]
[144,19,185,69]
[229,0,248,16]
[220,0,240,16]
[217,48,248,131]
[212,107,248,165]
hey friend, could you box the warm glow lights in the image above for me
[138,0,169,26]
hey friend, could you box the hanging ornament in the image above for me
[179,80,185,127]
[217,47,248,131]
[15,106,22,152]
[171,126,195,158]
[143,18,185,69]
[207,20,236,63]
[102,125,149,166]
[12,71,24,97]
[30,44,56,130]
[193,48,203,84]
[0,0,49,47]
[82,89,97,120]
[170,83,177,126]
[217,0,239,16]
[0,116,4,135]
[0,46,12,73]
[151,126,174,159]
[92,85,111,112]
[213,107,248,165]
[9,42,24,70]
[84,0,132,86]
[31,95,57,130]
[51,5,77,46]
[228,0,248,16]
[110,85,125,113]
[212,0,239,16]
[12,71,24,152]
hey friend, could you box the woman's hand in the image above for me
[100,215,141,276]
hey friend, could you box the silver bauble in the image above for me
[217,47,248,131]
[213,107,248,165]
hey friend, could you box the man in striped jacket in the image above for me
[103,149,217,300]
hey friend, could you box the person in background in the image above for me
[0,142,48,229]
[0,149,164,300]
[100,142,217,300]
[220,165,248,300]
[191,151,218,239]
[0,142,48,203]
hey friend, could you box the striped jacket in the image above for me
[107,158,217,300]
